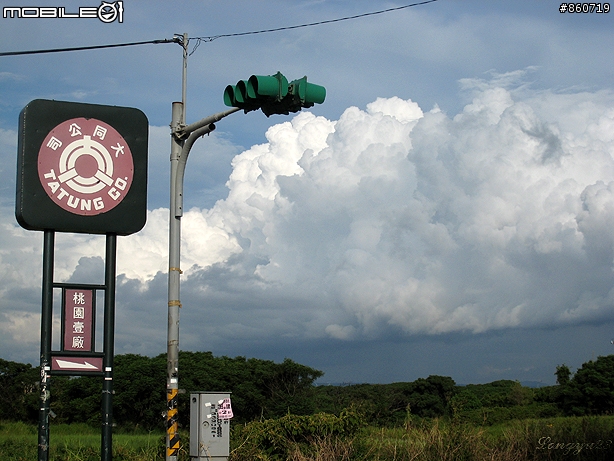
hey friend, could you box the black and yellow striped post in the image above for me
[166,388,180,457]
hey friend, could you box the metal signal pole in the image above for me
[165,32,187,461]
[166,33,239,461]
[164,33,321,460]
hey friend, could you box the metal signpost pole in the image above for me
[38,230,54,461]
[101,234,117,461]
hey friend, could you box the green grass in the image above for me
[3,416,614,460]
[351,416,614,461]
[0,421,177,461]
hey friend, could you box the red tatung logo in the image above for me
[38,118,134,216]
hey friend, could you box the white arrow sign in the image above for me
[55,359,98,370]
[52,357,103,372]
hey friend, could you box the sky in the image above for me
[1,0,614,387]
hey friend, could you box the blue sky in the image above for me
[1,0,614,386]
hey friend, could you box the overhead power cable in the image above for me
[0,38,179,57]
[195,0,439,42]
[0,0,438,58]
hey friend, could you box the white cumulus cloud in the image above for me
[173,76,614,340]
[2,73,614,359]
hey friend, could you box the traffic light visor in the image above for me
[290,77,326,105]
[247,72,289,100]
[305,83,326,105]
[223,85,237,107]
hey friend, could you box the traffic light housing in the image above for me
[224,71,325,116]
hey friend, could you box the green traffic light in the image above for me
[247,72,288,101]
[223,71,326,116]
[289,77,326,106]
[223,84,245,107]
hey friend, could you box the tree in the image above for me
[406,375,456,418]
[112,354,166,429]
[261,358,324,417]
[0,358,39,422]
[555,364,572,385]
[173,351,324,425]
[555,355,614,415]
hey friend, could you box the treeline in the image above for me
[1,352,613,430]
[0,352,323,429]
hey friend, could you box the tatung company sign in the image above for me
[16,99,148,235]
[38,117,134,216]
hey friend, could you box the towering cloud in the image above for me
[2,73,614,361]
[160,74,614,342]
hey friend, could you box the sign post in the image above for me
[16,99,148,461]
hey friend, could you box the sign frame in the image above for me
[50,282,107,377]
[16,99,148,236]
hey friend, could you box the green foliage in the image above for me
[229,415,614,461]
[229,407,364,460]
[176,352,323,426]
[3,415,614,461]
[0,420,175,461]
[3,353,614,434]
[355,420,491,461]
[459,380,524,408]
[0,352,323,430]
[112,353,166,430]
[457,402,561,426]
[502,416,614,461]
[0,358,39,423]
[553,355,614,416]
[555,364,572,385]
[451,380,563,425]
[313,375,456,426]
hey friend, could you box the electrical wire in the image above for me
[0,38,179,57]
[0,0,439,57]
[195,0,439,43]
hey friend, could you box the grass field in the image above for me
[2,416,614,460]
[0,421,171,461]
[352,416,614,461]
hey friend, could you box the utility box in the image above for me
[190,392,232,460]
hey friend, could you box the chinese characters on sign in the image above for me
[205,398,233,439]
[217,398,233,420]
[63,289,93,351]
[38,117,134,216]
[16,99,149,236]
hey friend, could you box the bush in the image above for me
[229,407,364,460]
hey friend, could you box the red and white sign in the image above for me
[63,289,94,352]
[38,117,134,216]
[51,356,103,373]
